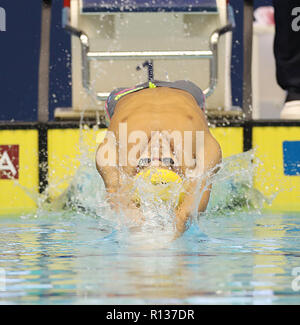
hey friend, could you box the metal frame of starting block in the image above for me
[55,0,238,121]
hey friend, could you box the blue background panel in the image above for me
[0,0,71,122]
[283,141,300,176]
[82,0,218,13]
[0,0,41,121]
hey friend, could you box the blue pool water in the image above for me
[0,151,300,304]
[0,211,300,304]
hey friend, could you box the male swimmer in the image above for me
[96,80,221,235]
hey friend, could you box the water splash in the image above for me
[47,149,270,237]
[7,145,272,251]
[205,149,272,217]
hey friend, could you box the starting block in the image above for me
[55,0,236,121]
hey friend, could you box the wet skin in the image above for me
[96,87,222,235]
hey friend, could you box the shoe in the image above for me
[280,100,300,119]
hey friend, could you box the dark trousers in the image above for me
[273,0,300,99]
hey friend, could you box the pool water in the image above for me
[0,211,300,304]
[0,151,299,304]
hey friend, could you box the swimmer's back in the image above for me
[109,87,210,135]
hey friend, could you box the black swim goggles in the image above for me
[138,157,175,167]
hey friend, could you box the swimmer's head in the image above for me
[137,157,178,170]
[132,167,185,207]
[135,131,198,177]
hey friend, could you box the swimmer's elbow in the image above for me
[209,137,222,174]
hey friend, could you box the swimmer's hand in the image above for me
[96,161,145,225]
[174,209,189,237]
[173,180,197,237]
[107,185,146,226]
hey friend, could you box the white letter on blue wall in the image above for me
[0,7,6,32]
[292,7,300,32]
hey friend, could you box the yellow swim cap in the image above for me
[133,168,185,207]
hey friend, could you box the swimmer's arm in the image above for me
[175,138,222,236]
[96,148,145,224]
[96,164,144,222]
[175,180,211,236]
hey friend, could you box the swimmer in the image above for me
[96,80,222,235]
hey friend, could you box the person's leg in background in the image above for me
[273,0,300,119]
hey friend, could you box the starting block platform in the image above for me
[81,0,218,13]
[55,0,234,120]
